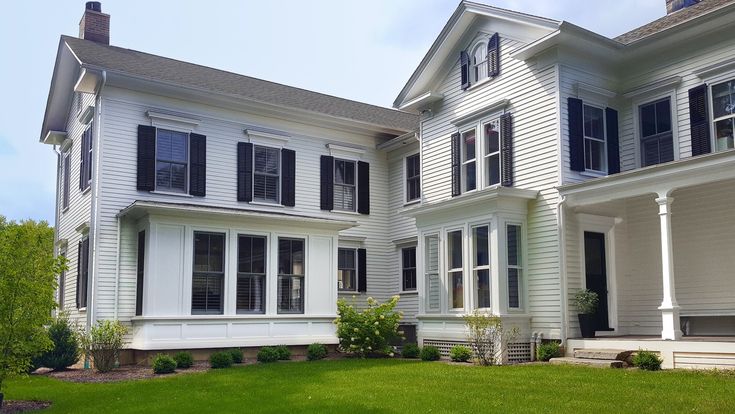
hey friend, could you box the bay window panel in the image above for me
[506,224,522,309]
[192,232,225,314]
[462,130,476,192]
[507,268,520,309]
[473,225,491,309]
[477,269,491,308]
[447,230,464,309]
[237,235,266,314]
[278,238,305,314]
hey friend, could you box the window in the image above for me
[473,225,491,309]
[135,231,145,316]
[80,125,93,191]
[405,154,420,203]
[447,230,464,309]
[483,120,501,186]
[639,98,674,166]
[61,146,70,210]
[462,129,477,192]
[237,235,266,314]
[58,250,66,308]
[278,238,305,313]
[253,146,280,203]
[506,224,522,309]
[156,129,188,193]
[338,248,357,291]
[192,232,225,314]
[401,246,417,291]
[334,159,356,211]
[424,235,441,312]
[583,104,606,172]
[711,80,735,151]
[77,236,89,309]
[472,42,488,83]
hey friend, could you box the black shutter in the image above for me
[137,125,156,191]
[500,113,513,187]
[450,132,461,197]
[135,231,145,316]
[488,33,500,78]
[320,155,334,210]
[189,133,206,197]
[79,128,90,191]
[76,240,82,309]
[605,107,620,174]
[237,142,253,202]
[357,248,367,293]
[77,237,89,309]
[357,161,370,215]
[689,84,712,156]
[568,97,585,172]
[460,50,470,90]
[281,149,296,207]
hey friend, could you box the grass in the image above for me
[5,359,735,413]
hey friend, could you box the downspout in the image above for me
[113,216,121,320]
[52,145,62,317]
[557,195,568,345]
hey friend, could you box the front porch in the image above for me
[559,150,735,366]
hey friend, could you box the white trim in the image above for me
[244,125,291,147]
[623,76,682,99]
[694,56,735,79]
[576,82,616,99]
[398,92,444,111]
[146,110,200,130]
[327,143,365,160]
[450,99,509,126]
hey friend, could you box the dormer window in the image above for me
[460,33,500,90]
[472,42,489,83]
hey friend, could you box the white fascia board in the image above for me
[623,76,683,99]
[376,131,419,151]
[398,92,444,111]
[43,130,68,146]
[451,99,509,125]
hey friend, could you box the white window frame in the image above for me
[252,144,281,204]
[505,222,524,311]
[482,118,502,187]
[154,128,190,194]
[446,228,465,311]
[235,233,268,315]
[708,77,735,152]
[404,153,421,204]
[471,41,488,84]
[337,247,358,292]
[333,158,357,212]
[276,236,306,314]
[471,224,492,310]
[400,245,417,292]
[456,112,503,193]
[191,230,226,315]
[582,103,607,174]
[632,90,680,168]
[460,128,477,193]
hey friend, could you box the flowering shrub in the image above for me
[335,296,402,357]
[79,320,128,373]
[463,310,518,366]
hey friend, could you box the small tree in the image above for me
[463,310,518,366]
[0,217,64,406]
[37,314,80,371]
[79,320,128,373]
[334,296,402,357]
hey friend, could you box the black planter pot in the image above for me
[578,314,596,338]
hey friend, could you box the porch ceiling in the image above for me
[559,150,735,207]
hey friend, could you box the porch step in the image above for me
[573,349,634,361]
[549,357,626,368]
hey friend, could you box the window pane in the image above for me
[156,162,171,188]
[463,130,476,161]
[406,154,420,178]
[193,233,210,272]
[473,226,489,267]
[712,81,735,119]
[507,225,521,266]
[583,105,604,139]
[485,122,500,154]
[584,139,605,171]
[170,163,186,191]
[656,99,671,133]
[334,185,355,211]
[192,274,223,314]
[338,269,355,291]
[450,271,463,309]
[292,240,304,276]
[254,175,279,202]
[335,160,355,185]
[278,239,292,275]
[157,130,188,162]
[715,118,735,151]
[508,268,520,308]
[254,146,279,174]
[278,276,304,313]
[477,269,491,308]
[487,154,500,186]
[640,103,656,138]
[237,275,264,313]
[448,230,463,270]
[465,162,476,191]
[403,268,417,291]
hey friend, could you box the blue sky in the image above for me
[0,0,665,223]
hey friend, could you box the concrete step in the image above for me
[573,349,634,361]
[549,357,626,368]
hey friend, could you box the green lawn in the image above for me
[5,359,735,413]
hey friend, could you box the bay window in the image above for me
[237,235,266,314]
[506,224,522,309]
[447,230,464,309]
[192,232,225,314]
[278,238,305,314]
[472,225,491,309]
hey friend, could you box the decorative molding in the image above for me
[623,76,682,99]
[244,124,291,147]
[575,82,617,100]
[78,105,95,125]
[693,56,735,79]
[450,99,510,126]
[392,236,418,247]
[43,130,67,146]
[338,235,367,243]
[146,110,200,130]
[75,222,90,235]
[326,143,365,159]
[55,238,69,248]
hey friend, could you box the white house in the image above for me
[41,0,735,368]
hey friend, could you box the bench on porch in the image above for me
[680,309,735,336]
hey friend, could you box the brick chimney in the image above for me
[79,2,110,44]
[666,0,701,14]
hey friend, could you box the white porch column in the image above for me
[655,195,682,340]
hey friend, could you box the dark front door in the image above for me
[584,231,610,331]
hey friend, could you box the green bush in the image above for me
[37,315,80,371]
[274,345,291,360]
[257,347,280,363]
[633,350,663,371]
[227,348,244,364]
[420,346,441,361]
[401,343,420,359]
[307,343,328,361]
[449,345,472,362]
[209,351,233,369]
[152,354,176,374]
[79,320,128,373]
[335,296,402,357]
[173,352,193,369]
[536,341,562,362]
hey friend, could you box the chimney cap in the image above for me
[86,1,102,12]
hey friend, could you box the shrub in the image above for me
[209,351,233,369]
[79,320,128,373]
[257,347,280,363]
[450,345,472,362]
[152,354,176,374]
[173,352,193,369]
[574,289,599,315]
[274,345,291,360]
[37,315,80,371]
[334,296,402,357]
[401,343,420,359]
[633,350,663,371]
[420,346,441,361]
[463,311,518,366]
[536,341,562,362]
[227,348,244,364]
[307,343,328,361]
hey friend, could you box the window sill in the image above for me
[77,307,87,312]
[81,186,91,196]
[150,190,194,198]
[61,207,70,214]
[466,77,494,92]
[249,200,284,208]
[579,170,607,178]
[403,199,421,207]
[399,290,418,295]
[330,209,360,216]
[338,290,363,295]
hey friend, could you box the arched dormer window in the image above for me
[472,42,489,83]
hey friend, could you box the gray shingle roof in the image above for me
[62,35,418,132]
[614,0,735,44]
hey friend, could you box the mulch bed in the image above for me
[40,361,210,383]
[0,400,51,413]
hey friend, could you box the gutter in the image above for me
[87,69,106,329]
[557,196,568,345]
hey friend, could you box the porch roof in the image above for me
[558,150,735,207]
